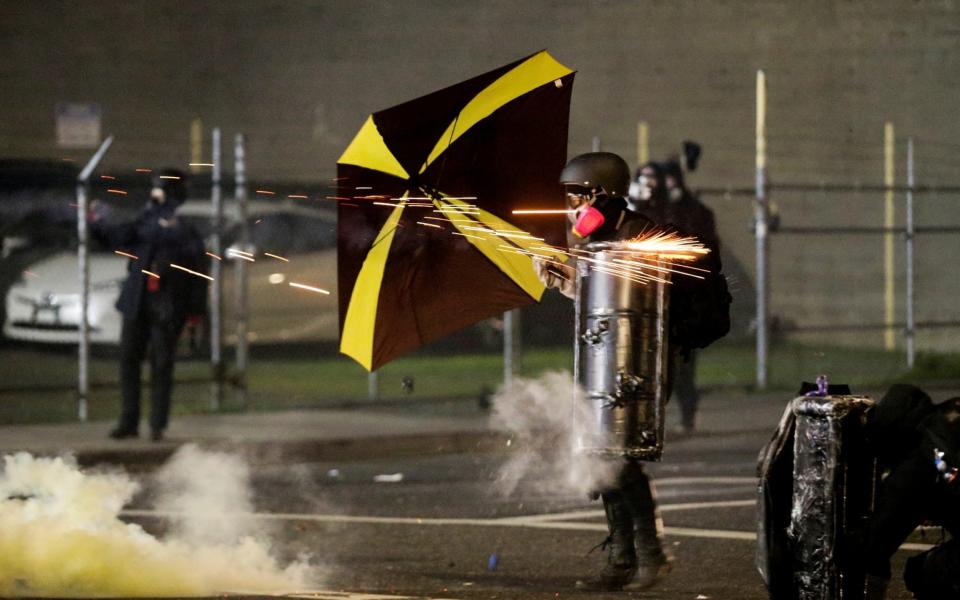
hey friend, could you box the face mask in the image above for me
[571,204,605,238]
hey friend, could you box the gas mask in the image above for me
[567,190,605,238]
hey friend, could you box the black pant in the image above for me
[673,351,699,428]
[601,459,663,557]
[117,301,183,433]
[905,539,960,598]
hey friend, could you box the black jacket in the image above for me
[592,199,730,353]
[91,202,207,322]
[621,195,729,352]
[863,386,960,578]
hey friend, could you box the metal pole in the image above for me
[906,137,916,368]
[503,308,521,386]
[637,121,649,167]
[210,127,224,410]
[76,135,113,422]
[234,133,249,408]
[368,370,379,401]
[190,118,203,174]
[884,123,896,351]
[755,70,769,390]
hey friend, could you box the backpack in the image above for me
[670,268,732,351]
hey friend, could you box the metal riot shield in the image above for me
[789,395,877,600]
[573,241,670,461]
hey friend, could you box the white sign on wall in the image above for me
[56,103,102,148]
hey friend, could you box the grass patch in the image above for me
[1,341,958,425]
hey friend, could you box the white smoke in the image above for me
[490,370,618,498]
[0,446,315,597]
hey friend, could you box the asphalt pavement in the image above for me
[3,386,954,599]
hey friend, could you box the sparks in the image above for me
[169,264,214,281]
[22,270,38,278]
[206,252,222,261]
[100,175,116,180]
[106,189,127,195]
[135,168,152,173]
[416,221,443,229]
[159,175,181,180]
[452,232,486,241]
[289,282,331,295]
[512,209,576,215]
[287,194,308,199]
[255,190,276,196]
[141,269,160,279]
[623,231,710,259]
[114,250,138,260]
[227,249,255,262]
[189,162,214,167]
[264,252,289,262]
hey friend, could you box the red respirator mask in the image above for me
[571,204,605,238]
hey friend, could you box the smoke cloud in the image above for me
[0,446,315,597]
[490,370,617,498]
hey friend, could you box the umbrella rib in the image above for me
[368,199,407,250]
[430,112,460,193]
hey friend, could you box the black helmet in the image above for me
[151,168,188,206]
[559,152,630,197]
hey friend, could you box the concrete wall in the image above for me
[3,0,959,351]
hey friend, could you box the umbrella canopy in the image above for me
[337,51,575,371]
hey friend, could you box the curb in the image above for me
[70,430,512,470]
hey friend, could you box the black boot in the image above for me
[109,426,138,440]
[575,491,638,591]
[622,466,671,590]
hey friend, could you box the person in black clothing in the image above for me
[860,384,960,599]
[629,154,724,434]
[90,169,207,441]
[536,152,674,592]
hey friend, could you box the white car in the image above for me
[3,200,337,345]
[4,251,126,344]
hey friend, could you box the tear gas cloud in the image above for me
[490,370,617,498]
[0,445,315,597]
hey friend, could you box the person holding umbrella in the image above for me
[536,152,672,591]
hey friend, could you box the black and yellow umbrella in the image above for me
[337,51,574,371]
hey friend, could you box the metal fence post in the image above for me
[883,123,896,351]
[234,133,249,408]
[503,308,521,386]
[75,135,113,422]
[755,70,769,390]
[209,127,224,410]
[368,370,379,401]
[906,137,916,368]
